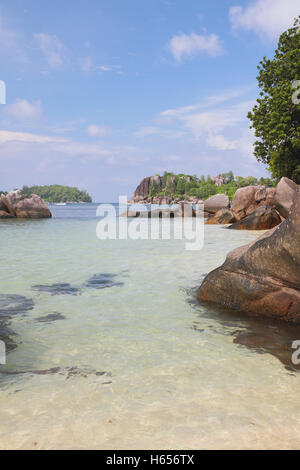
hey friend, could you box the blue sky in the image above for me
[0,0,299,201]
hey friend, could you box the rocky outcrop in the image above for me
[274,177,299,218]
[228,206,281,231]
[232,185,276,221]
[0,190,52,219]
[0,210,14,219]
[131,175,162,202]
[204,194,230,214]
[206,208,236,225]
[15,195,52,218]
[198,189,300,322]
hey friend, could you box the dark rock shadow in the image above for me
[186,286,300,374]
[0,365,112,383]
[84,273,124,290]
[0,294,34,319]
[36,312,66,323]
[32,283,81,295]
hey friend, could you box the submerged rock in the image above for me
[85,273,124,289]
[0,294,34,319]
[32,283,80,295]
[198,189,300,322]
[228,206,281,230]
[36,313,66,323]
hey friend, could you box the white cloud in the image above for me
[4,99,43,121]
[97,65,112,72]
[168,32,223,62]
[229,0,300,40]
[35,33,64,68]
[206,134,238,151]
[87,124,111,138]
[135,125,184,138]
[0,130,67,144]
[135,88,257,164]
[80,59,123,74]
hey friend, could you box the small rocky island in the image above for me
[125,172,297,231]
[0,190,52,219]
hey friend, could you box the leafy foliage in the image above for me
[248,16,300,183]
[21,185,92,203]
[146,172,275,201]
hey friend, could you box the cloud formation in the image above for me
[35,33,64,68]
[168,32,223,62]
[4,99,43,121]
[87,124,111,137]
[229,0,300,40]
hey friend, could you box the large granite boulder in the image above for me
[274,177,299,218]
[228,206,281,230]
[206,208,237,225]
[5,189,25,211]
[15,194,52,219]
[232,186,258,220]
[1,194,15,216]
[204,194,230,214]
[0,191,52,219]
[198,189,300,322]
[232,185,277,221]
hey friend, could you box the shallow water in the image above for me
[0,204,300,450]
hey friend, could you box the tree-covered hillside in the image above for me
[147,171,275,201]
[21,185,92,203]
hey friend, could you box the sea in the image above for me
[0,203,300,450]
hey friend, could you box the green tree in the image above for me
[248,16,300,183]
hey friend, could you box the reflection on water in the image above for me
[188,287,300,373]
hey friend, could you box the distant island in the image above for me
[21,185,92,203]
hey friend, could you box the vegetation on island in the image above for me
[21,185,92,203]
[147,171,275,201]
[248,15,300,184]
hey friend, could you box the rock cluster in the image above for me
[205,177,298,230]
[0,190,52,219]
[198,188,300,322]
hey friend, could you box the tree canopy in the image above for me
[21,185,92,203]
[146,171,274,201]
[248,16,300,184]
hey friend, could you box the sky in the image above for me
[0,0,299,201]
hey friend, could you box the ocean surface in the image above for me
[0,203,300,450]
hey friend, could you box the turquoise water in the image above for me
[0,204,300,450]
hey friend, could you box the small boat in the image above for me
[55,203,67,206]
